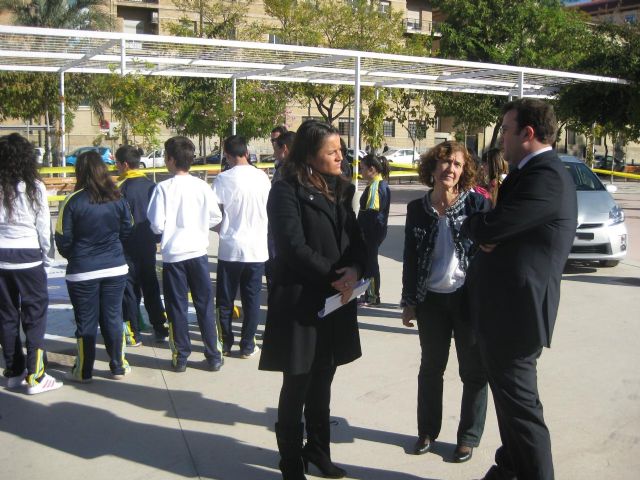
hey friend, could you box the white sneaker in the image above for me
[240,345,261,359]
[6,369,27,389]
[27,374,63,395]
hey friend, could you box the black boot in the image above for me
[302,409,346,479]
[275,422,307,480]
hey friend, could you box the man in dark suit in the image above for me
[462,99,577,480]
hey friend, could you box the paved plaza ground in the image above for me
[1,181,639,480]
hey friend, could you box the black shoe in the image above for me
[206,357,224,372]
[154,326,169,342]
[452,445,473,463]
[173,361,187,373]
[413,436,433,455]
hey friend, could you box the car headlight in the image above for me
[608,205,625,225]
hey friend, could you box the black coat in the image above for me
[258,177,367,375]
[462,150,577,354]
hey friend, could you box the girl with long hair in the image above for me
[0,133,62,394]
[55,151,133,382]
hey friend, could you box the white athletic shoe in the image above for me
[26,374,63,395]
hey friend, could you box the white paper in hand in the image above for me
[318,279,370,318]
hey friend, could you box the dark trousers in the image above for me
[278,365,337,427]
[416,289,488,446]
[163,255,221,365]
[67,275,128,378]
[122,250,166,340]
[479,339,554,480]
[216,259,264,355]
[364,233,385,301]
[0,265,48,383]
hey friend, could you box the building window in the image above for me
[383,120,395,137]
[339,119,354,136]
[379,1,390,14]
[268,33,283,44]
[408,120,427,139]
[567,129,576,145]
[594,136,602,146]
[624,14,637,24]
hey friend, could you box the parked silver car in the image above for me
[560,155,627,267]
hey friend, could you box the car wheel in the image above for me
[599,260,619,267]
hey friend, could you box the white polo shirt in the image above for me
[212,165,271,262]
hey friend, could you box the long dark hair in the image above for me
[361,153,390,180]
[0,133,42,220]
[283,119,348,200]
[75,151,120,204]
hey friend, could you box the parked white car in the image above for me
[561,155,627,267]
[383,148,421,166]
[140,149,165,168]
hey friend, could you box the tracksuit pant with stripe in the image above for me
[67,274,128,379]
[0,265,48,385]
[216,259,264,356]
[162,255,221,367]
[122,250,167,343]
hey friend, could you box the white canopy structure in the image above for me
[0,25,629,170]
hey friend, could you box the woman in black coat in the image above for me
[259,120,367,480]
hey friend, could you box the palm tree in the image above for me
[0,1,111,165]
[0,0,111,30]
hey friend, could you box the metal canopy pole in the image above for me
[232,78,237,135]
[518,71,524,98]
[120,38,126,75]
[60,72,65,167]
[353,56,361,189]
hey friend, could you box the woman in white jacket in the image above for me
[0,133,62,394]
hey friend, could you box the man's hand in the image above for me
[402,305,417,327]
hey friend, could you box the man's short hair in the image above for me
[276,131,296,150]
[165,136,195,171]
[115,145,141,169]
[223,135,248,159]
[502,99,557,145]
[271,125,288,136]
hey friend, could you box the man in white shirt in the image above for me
[212,135,270,358]
[147,136,223,372]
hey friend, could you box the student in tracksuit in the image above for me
[115,145,169,345]
[55,151,133,382]
[0,133,63,395]
[147,136,224,372]
[357,153,391,306]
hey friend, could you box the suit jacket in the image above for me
[462,150,577,354]
[258,177,367,375]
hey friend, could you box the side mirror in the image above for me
[605,184,618,193]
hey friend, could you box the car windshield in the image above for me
[98,147,109,154]
[563,162,605,192]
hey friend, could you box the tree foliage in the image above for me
[168,0,257,40]
[0,0,111,30]
[263,0,406,126]
[431,0,594,148]
[556,21,640,144]
[388,90,436,153]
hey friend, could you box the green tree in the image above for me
[388,90,436,159]
[168,0,257,40]
[430,0,593,148]
[0,0,111,164]
[0,0,111,30]
[89,72,171,150]
[556,21,640,153]
[263,0,406,127]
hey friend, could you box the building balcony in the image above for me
[404,18,441,36]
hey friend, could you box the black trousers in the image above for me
[478,338,554,480]
[0,265,48,382]
[122,250,167,340]
[162,255,221,365]
[416,288,488,446]
[278,365,337,427]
